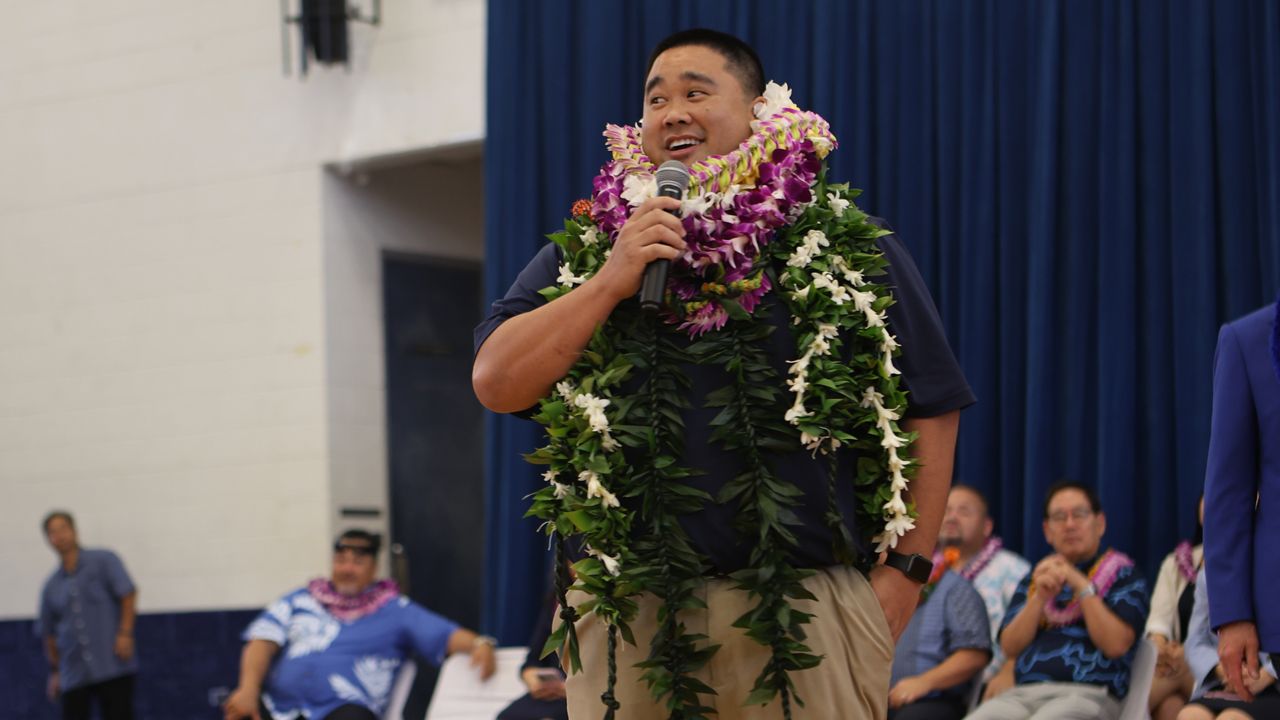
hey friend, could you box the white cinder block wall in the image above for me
[0,0,486,618]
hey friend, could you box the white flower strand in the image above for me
[557,264,586,287]
[861,387,915,552]
[585,544,622,577]
[826,191,850,217]
[573,393,620,451]
[580,469,620,508]
[787,229,830,268]
[829,255,898,375]
[775,194,912,548]
[542,469,571,500]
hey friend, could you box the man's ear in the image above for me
[751,95,767,118]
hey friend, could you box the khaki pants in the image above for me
[564,566,894,719]
[964,683,1121,720]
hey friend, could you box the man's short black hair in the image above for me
[1042,480,1103,519]
[646,28,766,97]
[335,529,382,557]
[42,510,75,533]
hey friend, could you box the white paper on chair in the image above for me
[424,646,530,720]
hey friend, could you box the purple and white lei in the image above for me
[590,108,832,337]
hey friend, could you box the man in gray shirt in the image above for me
[38,511,138,720]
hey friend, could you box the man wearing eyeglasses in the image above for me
[966,481,1150,720]
[222,530,497,720]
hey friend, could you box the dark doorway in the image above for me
[383,253,484,717]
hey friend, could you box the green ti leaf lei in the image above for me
[523,169,916,719]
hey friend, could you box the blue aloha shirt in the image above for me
[244,588,458,719]
[1000,553,1150,699]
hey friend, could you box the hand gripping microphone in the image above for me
[639,160,691,312]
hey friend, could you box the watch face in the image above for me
[890,552,932,583]
[902,555,926,582]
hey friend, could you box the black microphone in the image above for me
[639,160,691,312]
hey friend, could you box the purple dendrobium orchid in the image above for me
[587,111,830,337]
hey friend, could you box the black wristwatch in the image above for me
[883,551,933,584]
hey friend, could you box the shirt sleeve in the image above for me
[1104,565,1150,635]
[103,551,136,598]
[400,600,460,667]
[875,229,976,418]
[944,580,993,654]
[999,573,1033,639]
[473,243,562,354]
[1144,552,1180,640]
[244,595,294,646]
[1203,321,1259,630]
[37,586,55,639]
[1186,569,1218,698]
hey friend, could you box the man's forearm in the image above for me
[1001,600,1044,660]
[473,277,622,413]
[447,628,484,656]
[118,592,136,636]
[916,648,990,693]
[1081,596,1135,658]
[238,640,279,692]
[892,411,960,556]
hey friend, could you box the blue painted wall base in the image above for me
[0,609,258,720]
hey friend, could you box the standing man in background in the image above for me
[1203,298,1280,702]
[38,510,138,720]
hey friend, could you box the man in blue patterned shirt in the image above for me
[889,567,991,719]
[967,481,1150,720]
[222,530,497,720]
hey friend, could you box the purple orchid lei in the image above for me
[1174,540,1198,583]
[1039,549,1134,628]
[307,578,399,622]
[590,110,835,337]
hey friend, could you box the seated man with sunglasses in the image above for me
[223,530,497,720]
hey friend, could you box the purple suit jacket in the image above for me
[1204,303,1280,652]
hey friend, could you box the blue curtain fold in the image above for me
[482,0,1280,643]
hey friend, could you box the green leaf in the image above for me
[743,685,779,707]
[564,511,595,532]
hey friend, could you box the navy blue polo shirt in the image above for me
[38,548,137,690]
[475,223,974,573]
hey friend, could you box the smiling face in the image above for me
[640,44,763,167]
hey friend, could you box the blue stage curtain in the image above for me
[482,0,1280,643]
